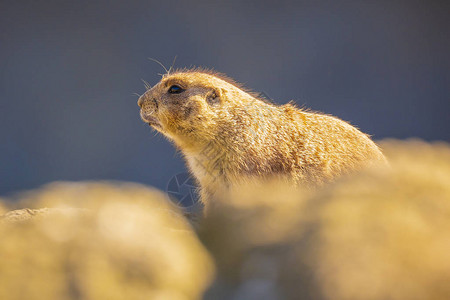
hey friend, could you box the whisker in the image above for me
[168,55,177,74]
[148,57,169,74]
[141,79,152,90]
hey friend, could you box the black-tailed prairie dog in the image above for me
[138,68,387,206]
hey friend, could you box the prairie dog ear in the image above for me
[206,88,223,106]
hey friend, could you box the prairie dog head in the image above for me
[138,70,255,145]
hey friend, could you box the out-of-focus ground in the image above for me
[0,183,214,300]
[202,139,450,300]
[1,139,450,300]
[0,201,6,217]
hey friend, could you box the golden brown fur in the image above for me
[138,69,387,206]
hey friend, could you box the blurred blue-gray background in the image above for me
[1,0,449,196]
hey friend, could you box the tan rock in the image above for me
[0,181,214,300]
[202,139,450,300]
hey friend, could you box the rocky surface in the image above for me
[0,182,214,300]
[0,140,449,300]
[201,139,450,300]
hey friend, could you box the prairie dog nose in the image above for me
[137,95,145,108]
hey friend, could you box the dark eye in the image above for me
[168,85,184,94]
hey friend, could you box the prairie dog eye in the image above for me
[168,85,184,94]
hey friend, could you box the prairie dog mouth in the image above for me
[140,110,161,128]
[140,96,161,127]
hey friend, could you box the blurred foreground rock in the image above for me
[1,140,449,300]
[201,139,450,300]
[1,207,89,224]
[0,201,6,216]
[0,182,214,300]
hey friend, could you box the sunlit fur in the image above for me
[138,68,387,208]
